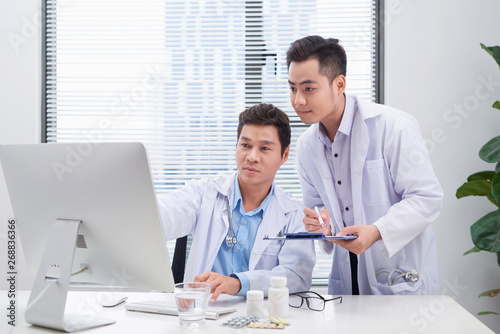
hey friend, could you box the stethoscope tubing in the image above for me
[376,269,419,286]
[225,196,237,247]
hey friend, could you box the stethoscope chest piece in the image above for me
[225,234,237,247]
[405,269,419,283]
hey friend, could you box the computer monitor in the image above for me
[0,142,175,332]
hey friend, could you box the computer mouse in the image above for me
[100,296,128,308]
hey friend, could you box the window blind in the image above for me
[44,0,380,286]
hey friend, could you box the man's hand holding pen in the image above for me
[303,207,332,236]
[303,206,381,255]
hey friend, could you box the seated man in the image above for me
[157,103,315,301]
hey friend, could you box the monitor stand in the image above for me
[24,219,115,332]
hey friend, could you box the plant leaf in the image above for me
[467,171,496,182]
[488,195,498,206]
[456,179,498,205]
[471,209,500,252]
[493,100,500,110]
[492,172,500,206]
[463,246,481,255]
[479,135,500,163]
[478,311,500,316]
[496,162,500,174]
[456,180,491,199]
[479,289,500,298]
[480,43,500,68]
[498,252,500,267]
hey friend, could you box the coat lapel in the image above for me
[350,101,369,225]
[215,172,235,230]
[248,189,290,270]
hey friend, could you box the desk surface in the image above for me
[3,290,494,334]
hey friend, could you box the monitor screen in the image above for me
[0,142,174,293]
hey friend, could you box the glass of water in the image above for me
[174,282,211,327]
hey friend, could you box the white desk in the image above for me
[3,290,494,333]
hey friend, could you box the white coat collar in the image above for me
[213,172,236,200]
[213,172,300,270]
[355,95,382,120]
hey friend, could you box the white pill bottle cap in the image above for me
[270,276,287,288]
[246,290,264,301]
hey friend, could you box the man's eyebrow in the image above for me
[239,136,276,145]
[288,79,317,85]
[260,139,275,145]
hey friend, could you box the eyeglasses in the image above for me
[289,291,342,311]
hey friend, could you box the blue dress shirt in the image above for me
[211,174,274,296]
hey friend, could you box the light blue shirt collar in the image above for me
[233,174,274,216]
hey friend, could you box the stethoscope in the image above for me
[225,197,237,247]
[376,269,419,286]
[224,196,286,247]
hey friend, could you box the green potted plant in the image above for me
[456,43,500,316]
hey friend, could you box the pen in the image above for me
[314,206,325,228]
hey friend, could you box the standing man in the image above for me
[157,103,315,301]
[287,35,443,295]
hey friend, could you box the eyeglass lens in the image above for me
[289,293,325,311]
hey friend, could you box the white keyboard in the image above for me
[125,300,237,320]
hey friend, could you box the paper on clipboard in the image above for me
[263,232,357,241]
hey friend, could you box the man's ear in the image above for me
[281,145,290,164]
[336,75,346,94]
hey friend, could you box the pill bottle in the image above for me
[246,290,265,318]
[268,276,289,317]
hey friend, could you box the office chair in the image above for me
[171,236,188,284]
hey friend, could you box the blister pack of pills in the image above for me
[221,315,258,328]
[248,320,285,329]
[268,317,289,326]
[221,316,290,330]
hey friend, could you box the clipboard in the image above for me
[263,232,358,241]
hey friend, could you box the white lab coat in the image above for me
[297,95,443,295]
[157,173,315,294]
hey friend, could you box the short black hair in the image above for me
[286,35,347,83]
[237,103,290,156]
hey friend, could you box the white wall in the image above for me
[385,0,500,331]
[0,0,499,332]
[0,0,41,291]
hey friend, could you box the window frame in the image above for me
[40,0,385,286]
